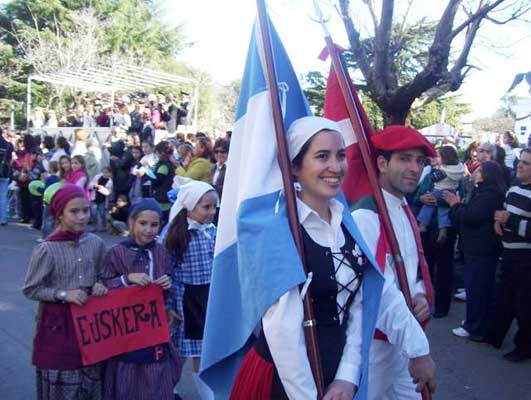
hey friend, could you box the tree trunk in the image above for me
[383,108,410,126]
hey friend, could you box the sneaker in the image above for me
[454,291,467,301]
[452,327,470,337]
[36,238,45,243]
[503,349,531,363]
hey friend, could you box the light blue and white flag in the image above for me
[200,11,384,400]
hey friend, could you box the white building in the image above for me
[514,95,531,146]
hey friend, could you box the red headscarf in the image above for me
[49,183,86,217]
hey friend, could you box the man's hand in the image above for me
[494,210,510,225]
[412,294,430,322]
[323,380,357,400]
[167,309,180,326]
[408,354,436,394]
[419,192,437,206]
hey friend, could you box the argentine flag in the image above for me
[200,12,384,400]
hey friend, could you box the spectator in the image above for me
[109,138,134,201]
[71,128,88,157]
[417,145,465,243]
[501,131,520,169]
[50,136,70,162]
[59,155,72,181]
[146,141,175,224]
[178,136,213,182]
[487,148,531,362]
[13,135,34,224]
[494,145,513,187]
[40,161,60,240]
[85,137,103,180]
[139,112,154,144]
[445,161,507,341]
[28,148,46,230]
[165,94,178,133]
[109,194,130,236]
[0,127,14,226]
[89,167,113,232]
[210,139,229,199]
[41,136,55,163]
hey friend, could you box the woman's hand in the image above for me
[442,191,461,207]
[153,274,172,290]
[91,282,108,297]
[494,210,509,224]
[494,221,504,236]
[127,273,152,286]
[323,380,357,400]
[65,289,89,306]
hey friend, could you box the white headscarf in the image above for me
[287,116,341,161]
[168,180,216,223]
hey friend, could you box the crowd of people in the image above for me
[30,92,192,135]
[0,117,529,400]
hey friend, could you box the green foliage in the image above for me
[409,96,471,129]
[301,70,470,131]
[0,0,189,128]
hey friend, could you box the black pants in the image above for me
[487,252,531,352]
[31,194,43,229]
[463,253,498,337]
[423,227,457,315]
[18,186,33,222]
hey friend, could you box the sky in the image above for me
[164,0,531,120]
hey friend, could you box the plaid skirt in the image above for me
[36,365,103,400]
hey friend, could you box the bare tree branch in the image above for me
[451,0,505,38]
[373,0,395,92]
[362,0,379,33]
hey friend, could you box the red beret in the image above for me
[371,125,437,158]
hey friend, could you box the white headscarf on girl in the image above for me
[287,116,342,161]
[168,180,217,223]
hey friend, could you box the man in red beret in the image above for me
[351,125,437,400]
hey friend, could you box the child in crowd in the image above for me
[40,161,60,240]
[109,194,129,236]
[68,155,90,201]
[89,167,113,232]
[417,145,465,241]
[100,198,181,400]
[28,148,46,230]
[164,181,218,400]
[58,155,71,181]
[22,183,108,400]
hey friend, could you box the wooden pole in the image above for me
[313,3,432,399]
[256,0,325,397]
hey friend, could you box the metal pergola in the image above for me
[27,63,199,129]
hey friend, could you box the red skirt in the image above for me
[230,348,274,400]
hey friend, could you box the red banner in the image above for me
[70,284,170,365]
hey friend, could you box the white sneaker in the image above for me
[454,291,467,301]
[36,238,45,243]
[452,327,470,337]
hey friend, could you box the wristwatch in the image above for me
[55,289,67,302]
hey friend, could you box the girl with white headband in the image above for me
[165,181,219,400]
[230,116,431,400]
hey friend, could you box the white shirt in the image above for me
[351,190,429,358]
[262,198,363,400]
[212,162,225,185]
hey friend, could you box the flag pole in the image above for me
[256,0,325,397]
[313,2,432,399]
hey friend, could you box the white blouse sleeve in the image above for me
[262,287,317,400]
[334,287,362,385]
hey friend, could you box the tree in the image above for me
[302,70,471,130]
[337,0,531,125]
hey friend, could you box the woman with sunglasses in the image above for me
[177,135,213,183]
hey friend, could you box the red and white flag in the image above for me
[321,52,376,203]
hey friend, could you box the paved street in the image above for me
[1,222,530,400]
